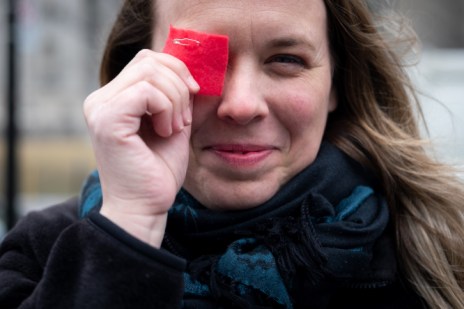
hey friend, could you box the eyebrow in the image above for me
[266,37,317,52]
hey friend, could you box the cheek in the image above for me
[275,93,321,129]
[272,87,333,153]
[289,94,314,118]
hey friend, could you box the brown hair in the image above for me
[324,1,464,307]
[100,1,464,307]
[100,0,153,85]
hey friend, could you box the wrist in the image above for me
[100,206,168,248]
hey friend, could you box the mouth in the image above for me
[210,144,272,153]
[205,144,275,167]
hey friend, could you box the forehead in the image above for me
[153,0,328,51]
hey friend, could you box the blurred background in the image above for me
[1,0,464,236]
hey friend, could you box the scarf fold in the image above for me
[79,142,396,308]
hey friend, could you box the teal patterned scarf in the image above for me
[79,142,396,308]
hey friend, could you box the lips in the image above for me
[205,144,275,167]
[210,144,272,153]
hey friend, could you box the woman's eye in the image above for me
[265,54,307,76]
[268,54,306,66]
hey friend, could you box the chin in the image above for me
[210,200,266,212]
[194,184,279,212]
[183,169,288,211]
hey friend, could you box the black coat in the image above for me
[0,198,425,308]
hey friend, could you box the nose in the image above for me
[217,60,269,125]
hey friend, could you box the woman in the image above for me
[1,0,463,308]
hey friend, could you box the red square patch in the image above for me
[163,26,229,96]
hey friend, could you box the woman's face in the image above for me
[153,0,337,210]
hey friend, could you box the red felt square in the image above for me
[163,26,229,96]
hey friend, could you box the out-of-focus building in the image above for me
[398,0,464,48]
[1,0,122,217]
[398,0,464,166]
[15,0,121,136]
[2,0,463,137]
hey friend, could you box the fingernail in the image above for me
[184,114,192,126]
[183,106,192,125]
[164,126,173,137]
[175,113,185,132]
[187,76,200,91]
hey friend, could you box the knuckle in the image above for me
[137,79,152,91]
[133,62,152,78]
[161,53,190,77]
[172,58,190,76]
[138,58,160,80]
[135,48,153,60]
[134,81,170,113]
[168,85,182,105]
[83,104,99,129]
[180,84,189,101]
[135,80,154,99]
[83,92,97,119]
[83,91,108,130]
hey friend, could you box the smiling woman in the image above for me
[173,0,337,210]
[0,0,463,308]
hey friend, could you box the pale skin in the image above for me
[83,0,337,248]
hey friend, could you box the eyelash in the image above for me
[267,54,306,67]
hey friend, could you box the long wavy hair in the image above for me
[99,0,464,307]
